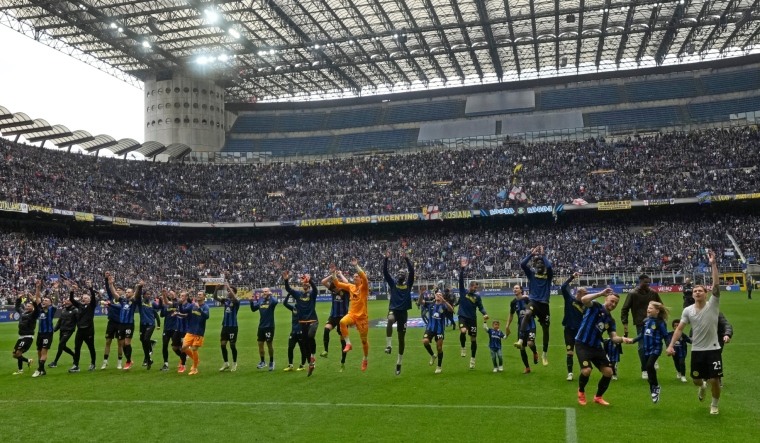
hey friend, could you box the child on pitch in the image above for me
[604,338,622,380]
[667,319,691,383]
[484,320,507,372]
[624,301,670,403]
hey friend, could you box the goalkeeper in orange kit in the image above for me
[331,258,370,371]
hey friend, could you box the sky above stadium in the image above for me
[0,25,144,155]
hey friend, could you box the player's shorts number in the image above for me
[126,329,132,335]
[43,339,49,345]
[713,361,722,370]
[266,332,272,338]
[469,326,477,334]
[230,333,235,340]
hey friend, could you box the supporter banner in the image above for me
[433,181,453,186]
[442,210,472,220]
[345,216,371,224]
[202,277,226,284]
[53,209,75,216]
[297,217,344,227]
[375,213,422,223]
[697,192,712,204]
[643,198,675,206]
[27,204,53,214]
[279,220,296,226]
[156,221,180,226]
[267,192,284,197]
[113,217,130,226]
[74,212,94,222]
[0,202,28,213]
[598,200,632,211]
[734,192,760,200]
[422,205,440,220]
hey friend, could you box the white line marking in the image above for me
[565,408,578,443]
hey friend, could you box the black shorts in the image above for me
[300,322,319,338]
[37,332,54,350]
[388,310,409,332]
[423,330,444,342]
[525,328,537,343]
[691,350,724,380]
[258,327,275,343]
[528,300,550,326]
[171,331,186,347]
[221,326,239,343]
[117,323,135,340]
[575,341,610,370]
[140,324,155,341]
[564,328,578,351]
[458,317,478,337]
[105,320,120,340]
[288,330,301,344]
[326,316,342,329]
[14,337,33,353]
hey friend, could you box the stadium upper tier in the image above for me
[1,126,759,223]
[0,211,756,288]
[225,63,760,156]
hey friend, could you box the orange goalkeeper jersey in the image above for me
[333,270,369,317]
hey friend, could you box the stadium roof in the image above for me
[2,0,760,102]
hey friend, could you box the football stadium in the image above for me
[1,1,760,442]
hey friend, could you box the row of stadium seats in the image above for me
[2,126,759,223]
[541,67,760,110]
[0,211,756,289]
[223,128,419,155]
[227,94,760,155]
[230,100,464,134]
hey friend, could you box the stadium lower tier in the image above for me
[0,207,756,294]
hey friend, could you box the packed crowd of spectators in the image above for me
[1,211,756,302]
[1,126,759,222]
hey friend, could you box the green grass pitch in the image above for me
[0,292,758,442]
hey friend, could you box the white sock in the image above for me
[362,356,368,361]
[344,337,351,345]
[386,337,392,347]
[397,354,403,365]
[711,397,720,407]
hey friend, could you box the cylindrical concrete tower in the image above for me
[144,73,225,152]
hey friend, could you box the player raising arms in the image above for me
[332,257,370,371]
[283,292,308,372]
[420,291,453,374]
[33,280,57,378]
[138,289,160,370]
[320,267,350,368]
[219,282,240,372]
[575,288,624,406]
[157,289,177,371]
[107,277,143,371]
[68,281,98,372]
[48,283,78,369]
[283,270,319,376]
[251,287,279,371]
[172,291,191,373]
[383,249,415,375]
[101,271,123,370]
[506,285,537,374]
[12,282,39,375]
[561,272,586,381]
[179,291,210,375]
[457,257,488,370]
[515,246,553,367]
[667,250,723,415]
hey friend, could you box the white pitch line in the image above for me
[565,407,578,443]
